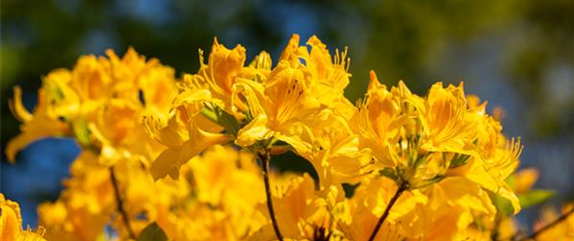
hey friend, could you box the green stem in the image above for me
[259,151,284,241]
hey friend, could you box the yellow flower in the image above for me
[145,38,265,180]
[387,178,495,241]
[447,133,523,213]
[354,71,405,167]
[417,82,476,154]
[1,193,21,241]
[6,48,179,166]
[156,145,267,241]
[355,72,522,215]
[235,59,320,154]
[6,83,72,162]
[248,174,341,241]
[287,35,353,118]
[333,176,426,241]
[236,35,355,155]
[190,145,264,208]
[16,227,47,241]
[144,89,230,180]
[457,96,522,213]
[300,118,373,189]
[1,194,47,241]
[7,35,540,241]
[37,152,114,241]
[190,38,249,114]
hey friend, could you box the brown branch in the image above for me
[514,206,574,241]
[491,214,503,241]
[259,151,284,241]
[110,166,137,239]
[367,181,408,241]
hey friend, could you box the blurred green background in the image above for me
[1,0,572,229]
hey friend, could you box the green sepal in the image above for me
[489,191,515,217]
[137,222,168,241]
[449,153,470,168]
[72,118,91,147]
[379,167,399,182]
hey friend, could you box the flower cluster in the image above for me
[2,35,572,241]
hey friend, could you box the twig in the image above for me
[491,214,502,241]
[259,151,284,241]
[514,206,574,241]
[367,181,409,241]
[110,166,137,239]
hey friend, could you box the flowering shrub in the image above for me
[2,35,572,241]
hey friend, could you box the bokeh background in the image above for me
[1,0,572,230]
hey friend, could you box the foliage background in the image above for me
[1,0,572,229]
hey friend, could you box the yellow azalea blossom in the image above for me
[248,174,342,241]
[6,35,552,241]
[6,47,178,166]
[1,194,47,241]
[354,71,407,168]
[447,116,523,213]
[189,38,249,115]
[305,126,373,189]
[333,176,426,241]
[144,88,230,180]
[189,145,264,208]
[143,42,261,180]
[37,152,114,241]
[404,203,474,241]
[460,95,523,213]
[235,59,320,154]
[283,35,354,119]
[6,85,71,162]
[1,193,22,241]
[110,157,192,239]
[386,178,495,240]
[242,51,273,81]
[420,177,496,240]
[417,82,476,155]
[236,35,354,154]
[38,150,192,241]
[355,71,522,217]
[158,200,265,241]
[156,145,267,240]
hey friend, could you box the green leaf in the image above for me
[137,222,168,241]
[201,103,241,137]
[519,189,554,209]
